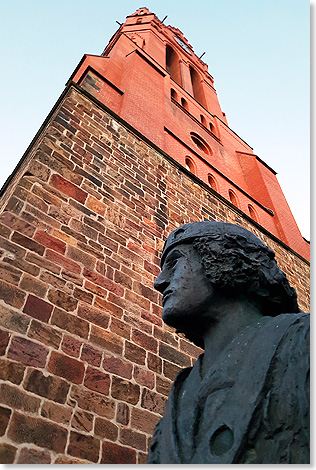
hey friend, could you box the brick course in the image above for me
[0,85,309,463]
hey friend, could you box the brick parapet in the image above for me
[0,86,309,463]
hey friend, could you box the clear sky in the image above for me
[0,0,310,239]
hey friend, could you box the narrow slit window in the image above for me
[248,204,259,222]
[208,174,218,191]
[171,88,178,101]
[166,45,182,86]
[189,66,207,108]
[185,157,196,175]
[200,115,207,126]
[181,98,189,110]
[229,189,239,207]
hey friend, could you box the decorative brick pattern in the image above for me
[0,85,309,464]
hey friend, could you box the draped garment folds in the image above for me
[147,313,310,464]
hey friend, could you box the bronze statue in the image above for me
[147,221,309,464]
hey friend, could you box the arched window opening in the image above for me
[171,88,178,101]
[248,204,259,222]
[181,98,189,110]
[190,132,212,155]
[208,174,218,191]
[166,45,182,86]
[189,66,207,108]
[210,122,215,133]
[136,18,142,23]
[185,157,196,175]
[209,121,219,138]
[200,115,207,126]
[229,189,239,207]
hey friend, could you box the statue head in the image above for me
[154,221,299,347]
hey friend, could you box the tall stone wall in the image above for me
[0,85,309,464]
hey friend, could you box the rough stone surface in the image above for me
[17,447,51,464]
[22,294,53,322]
[24,368,70,403]
[47,350,85,384]
[94,417,119,440]
[67,431,100,463]
[101,441,136,464]
[0,406,11,436]
[8,412,67,453]
[7,336,48,367]
[0,443,17,463]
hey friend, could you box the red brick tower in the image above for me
[70,7,309,261]
[0,8,309,464]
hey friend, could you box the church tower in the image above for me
[70,7,309,260]
[0,8,309,464]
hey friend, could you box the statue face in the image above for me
[154,243,215,333]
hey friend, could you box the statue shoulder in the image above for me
[266,312,309,439]
[239,313,310,463]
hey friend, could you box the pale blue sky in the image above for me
[0,0,310,239]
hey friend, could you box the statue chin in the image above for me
[162,307,202,341]
[161,307,181,329]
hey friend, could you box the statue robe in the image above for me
[147,313,309,464]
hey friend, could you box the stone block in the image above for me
[34,230,66,254]
[50,174,87,204]
[24,369,70,403]
[8,412,67,453]
[17,447,51,464]
[0,443,17,464]
[48,351,85,384]
[101,441,136,464]
[23,294,53,322]
[94,417,118,440]
[83,366,110,395]
[0,358,25,384]
[67,431,100,463]
[102,354,132,379]
[0,406,11,436]
[111,376,140,405]
[8,336,48,367]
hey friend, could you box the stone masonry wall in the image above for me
[0,85,309,464]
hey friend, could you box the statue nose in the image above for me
[154,272,169,294]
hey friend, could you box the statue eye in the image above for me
[166,256,180,269]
